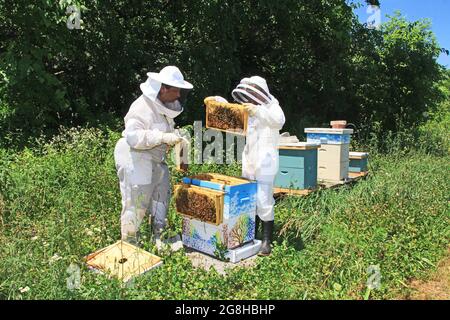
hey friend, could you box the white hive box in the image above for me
[305,128,353,183]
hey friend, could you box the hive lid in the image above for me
[304,128,354,134]
[349,151,369,158]
[85,240,163,282]
[278,142,321,150]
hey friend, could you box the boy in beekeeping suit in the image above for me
[207,76,285,255]
[114,66,193,247]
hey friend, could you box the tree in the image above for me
[0,1,444,144]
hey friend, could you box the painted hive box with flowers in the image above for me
[174,173,257,258]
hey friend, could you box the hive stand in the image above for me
[184,242,261,275]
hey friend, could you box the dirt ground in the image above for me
[403,248,450,300]
[185,247,259,275]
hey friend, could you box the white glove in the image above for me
[243,103,257,116]
[214,96,228,103]
[162,133,182,146]
[204,96,229,104]
[173,129,190,145]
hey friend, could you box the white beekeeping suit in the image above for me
[114,66,193,245]
[232,76,285,220]
[233,76,285,255]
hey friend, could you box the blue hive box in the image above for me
[349,152,369,173]
[177,174,257,257]
[274,142,320,190]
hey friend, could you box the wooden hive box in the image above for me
[174,184,225,225]
[181,174,257,219]
[85,240,163,282]
[304,128,353,145]
[204,98,249,135]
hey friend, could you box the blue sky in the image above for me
[353,0,450,68]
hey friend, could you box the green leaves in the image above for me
[0,1,445,143]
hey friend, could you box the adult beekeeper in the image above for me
[114,66,193,247]
[206,76,285,255]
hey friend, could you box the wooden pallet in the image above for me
[317,179,350,190]
[348,171,369,179]
[318,171,369,188]
[273,187,316,198]
[275,171,370,197]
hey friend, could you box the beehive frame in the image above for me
[189,173,251,187]
[204,98,249,135]
[174,184,225,225]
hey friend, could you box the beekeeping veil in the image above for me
[140,65,193,109]
[232,76,272,105]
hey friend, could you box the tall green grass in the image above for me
[0,124,448,299]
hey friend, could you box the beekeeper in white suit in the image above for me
[114,66,193,247]
[207,76,285,255]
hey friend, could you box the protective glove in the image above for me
[173,129,190,145]
[204,96,228,104]
[162,132,182,146]
[243,103,257,116]
[213,96,228,103]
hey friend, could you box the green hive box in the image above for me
[274,142,320,190]
[349,152,369,173]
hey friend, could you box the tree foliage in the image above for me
[0,0,445,142]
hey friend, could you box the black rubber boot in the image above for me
[254,215,261,239]
[259,220,274,256]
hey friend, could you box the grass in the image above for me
[0,126,448,300]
